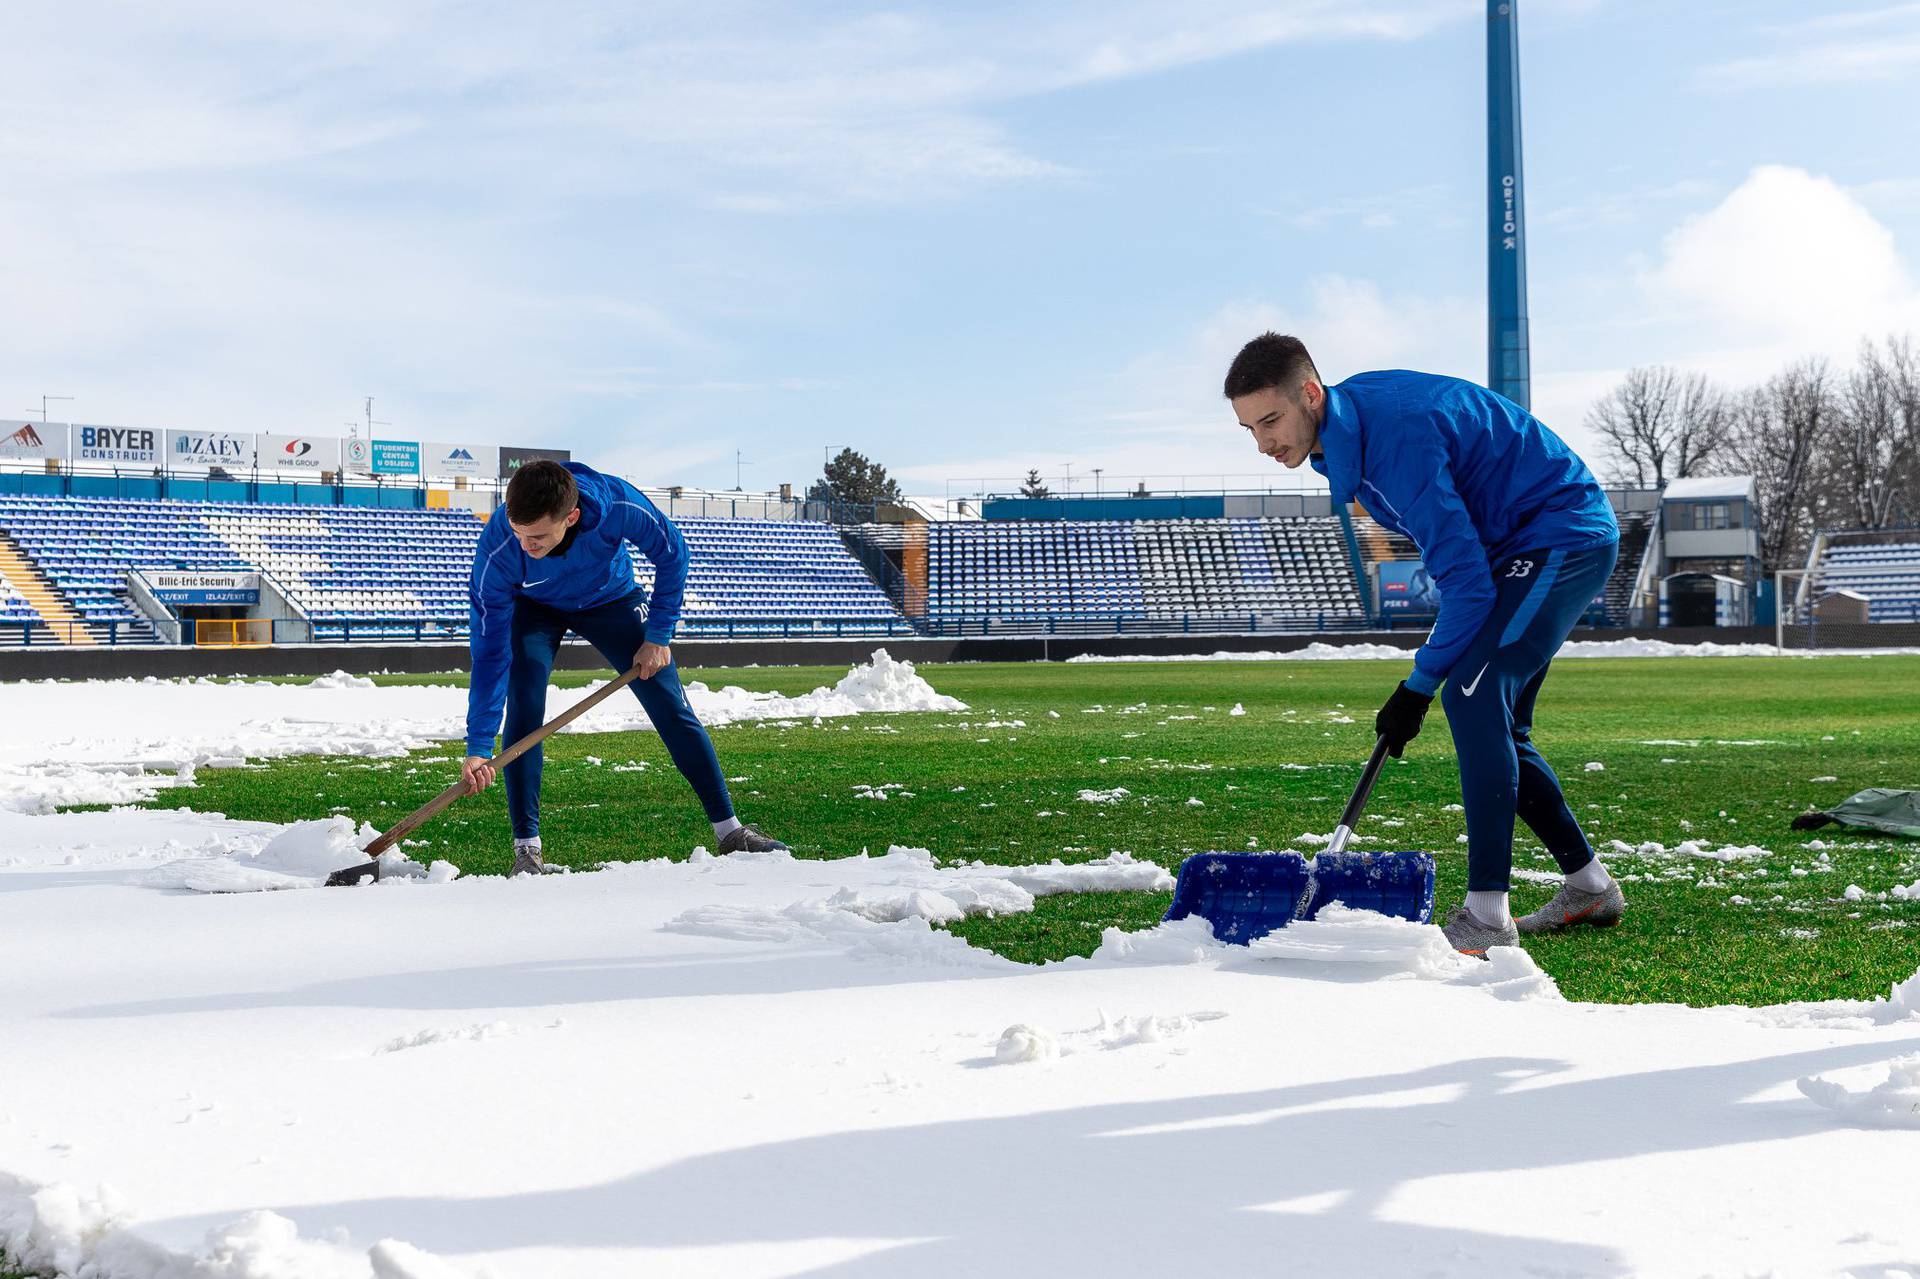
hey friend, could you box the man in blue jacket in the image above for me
[1225,333,1623,955]
[461,460,786,873]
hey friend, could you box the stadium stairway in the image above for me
[1604,510,1657,625]
[0,531,96,645]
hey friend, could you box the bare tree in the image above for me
[1824,337,1914,529]
[1884,336,1920,526]
[1725,359,1834,570]
[1585,366,1731,488]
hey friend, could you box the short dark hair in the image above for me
[505,460,578,524]
[1223,332,1320,399]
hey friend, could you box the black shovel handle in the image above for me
[1337,735,1394,833]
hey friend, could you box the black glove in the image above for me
[1374,681,1432,758]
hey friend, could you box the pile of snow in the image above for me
[143,816,455,892]
[307,669,375,689]
[1095,904,1561,1003]
[0,650,966,813]
[1799,1054,1920,1129]
[0,1175,457,1279]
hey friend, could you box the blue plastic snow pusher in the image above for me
[1164,735,1435,943]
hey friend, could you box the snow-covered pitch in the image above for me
[3,654,1918,1278]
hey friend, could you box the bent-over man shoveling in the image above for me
[1225,333,1622,956]
[462,459,787,873]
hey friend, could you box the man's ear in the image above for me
[564,507,582,527]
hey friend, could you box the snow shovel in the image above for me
[324,663,650,886]
[1163,735,1435,943]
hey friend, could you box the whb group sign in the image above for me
[258,434,340,473]
[146,571,260,606]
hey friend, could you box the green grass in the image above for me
[134,655,1920,1008]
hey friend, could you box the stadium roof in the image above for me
[1663,475,1754,500]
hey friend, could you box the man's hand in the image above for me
[634,641,671,680]
[462,755,497,795]
[1374,682,1433,758]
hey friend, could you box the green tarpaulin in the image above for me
[1792,788,1920,838]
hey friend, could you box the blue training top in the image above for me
[465,462,688,755]
[1309,371,1617,696]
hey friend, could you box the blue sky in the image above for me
[4,1,1918,500]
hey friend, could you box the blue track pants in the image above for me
[1440,541,1619,892]
[502,589,733,840]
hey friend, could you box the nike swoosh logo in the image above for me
[521,579,551,587]
[1459,662,1491,697]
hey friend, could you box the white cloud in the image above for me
[1638,165,1920,382]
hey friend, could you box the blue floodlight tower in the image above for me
[1487,0,1530,410]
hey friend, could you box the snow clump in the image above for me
[307,669,375,689]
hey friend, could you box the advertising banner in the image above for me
[498,445,570,479]
[422,441,497,480]
[74,424,161,466]
[146,570,261,606]
[1378,560,1442,614]
[371,439,421,475]
[0,420,68,463]
[258,433,340,473]
[168,430,256,471]
[343,437,373,473]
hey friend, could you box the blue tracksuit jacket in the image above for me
[1310,371,1617,696]
[465,463,688,755]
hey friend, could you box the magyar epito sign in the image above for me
[75,425,160,465]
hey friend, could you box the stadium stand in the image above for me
[1356,508,1655,627]
[1807,535,1920,621]
[920,517,1365,631]
[0,497,906,643]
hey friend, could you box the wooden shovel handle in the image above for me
[359,664,649,860]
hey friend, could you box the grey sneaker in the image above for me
[1517,880,1626,934]
[1441,906,1520,958]
[717,823,788,855]
[510,842,563,877]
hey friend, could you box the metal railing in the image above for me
[0,618,148,645]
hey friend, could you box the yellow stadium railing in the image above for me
[196,618,273,648]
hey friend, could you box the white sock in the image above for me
[513,836,541,851]
[1466,890,1511,928]
[1568,858,1612,893]
[712,816,743,840]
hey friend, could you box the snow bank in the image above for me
[0,650,966,813]
[1798,1054,1920,1129]
[1066,639,1920,664]
[1090,905,1562,1001]
[0,1171,467,1279]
